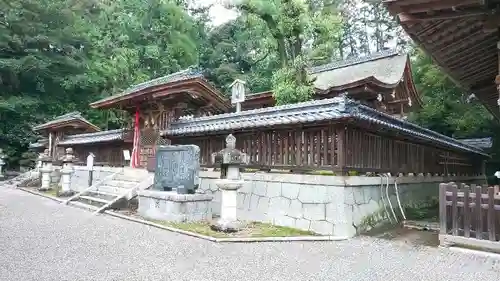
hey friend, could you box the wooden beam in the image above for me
[398,9,486,22]
[395,0,480,14]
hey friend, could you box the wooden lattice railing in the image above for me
[171,122,485,175]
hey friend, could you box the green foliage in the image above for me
[272,56,314,105]
[229,0,343,104]
[408,49,494,138]
[0,0,205,167]
[19,151,38,169]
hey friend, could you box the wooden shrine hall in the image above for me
[30,51,489,175]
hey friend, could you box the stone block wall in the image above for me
[137,190,213,222]
[197,171,485,237]
[69,166,120,192]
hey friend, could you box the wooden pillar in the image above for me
[139,102,187,168]
[48,131,53,158]
[337,125,347,175]
[496,41,500,107]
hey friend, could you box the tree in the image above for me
[409,49,494,138]
[224,0,343,105]
[199,16,277,95]
[0,0,93,164]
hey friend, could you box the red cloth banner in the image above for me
[131,105,140,168]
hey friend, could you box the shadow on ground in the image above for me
[363,223,439,247]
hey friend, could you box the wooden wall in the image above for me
[171,122,485,175]
[66,142,132,167]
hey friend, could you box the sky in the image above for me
[204,0,239,26]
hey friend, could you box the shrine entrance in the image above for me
[139,128,169,169]
[88,68,232,170]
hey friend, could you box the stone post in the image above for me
[39,149,53,191]
[59,148,76,196]
[0,149,5,179]
[211,134,249,232]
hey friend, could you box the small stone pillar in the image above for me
[39,149,53,191]
[211,134,249,232]
[59,148,76,196]
[0,149,6,179]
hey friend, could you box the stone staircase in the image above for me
[64,168,153,214]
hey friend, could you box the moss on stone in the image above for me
[147,220,317,238]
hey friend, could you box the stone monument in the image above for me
[153,145,200,194]
[137,144,213,222]
[39,149,53,191]
[59,148,76,196]
[211,134,249,232]
[0,149,5,179]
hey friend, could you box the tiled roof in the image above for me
[165,96,488,157]
[33,112,100,131]
[457,138,493,149]
[90,67,203,105]
[309,50,407,91]
[28,138,48,149]
[57,129,124,146]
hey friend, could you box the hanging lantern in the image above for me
[230,79,246,105]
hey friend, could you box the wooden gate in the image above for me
[139,128,169,168]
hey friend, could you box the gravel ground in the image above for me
[1,187,500,281]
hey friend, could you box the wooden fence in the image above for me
[439,182,500,252]
[171,122,485,175]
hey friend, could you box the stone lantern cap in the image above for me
[211,134,249,165]
[62,148,77,163]
[40,149,52,162]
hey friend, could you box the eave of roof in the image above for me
[33,112,100,132]
[28,138,48,149]
[57,129,124,146]
[457,137,493,149]
[242,50,417,105]
[309,50,408,91]
[165,95,489,157]
[383,0,500,119]
[89,68,231,112]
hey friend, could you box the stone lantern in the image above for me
[211,134,249,232]
[39,149,53,191]
[0,149,6,179]
[59,148,77,196]
[230,79,246,113]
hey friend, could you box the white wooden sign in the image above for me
[86,153,95,170]
[230,79,246,104]
[123,150,131,161]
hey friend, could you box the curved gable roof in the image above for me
[309,50,408,91]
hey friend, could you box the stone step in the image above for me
[79,195,111,205]
[68,201,99,212]
[86,190,119,201]
[107,180,140,188]
[89,190,118,197]
[95,185,133,197]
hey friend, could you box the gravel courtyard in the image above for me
[1,187,500,281]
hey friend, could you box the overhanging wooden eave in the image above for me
[384,0,500,119]
[90,78,231,112]
[34,120,101,133]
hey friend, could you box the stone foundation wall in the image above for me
[197,171,485,237]
[69,166,121,192]
[64,165,485,238]
[137,190,212,222]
